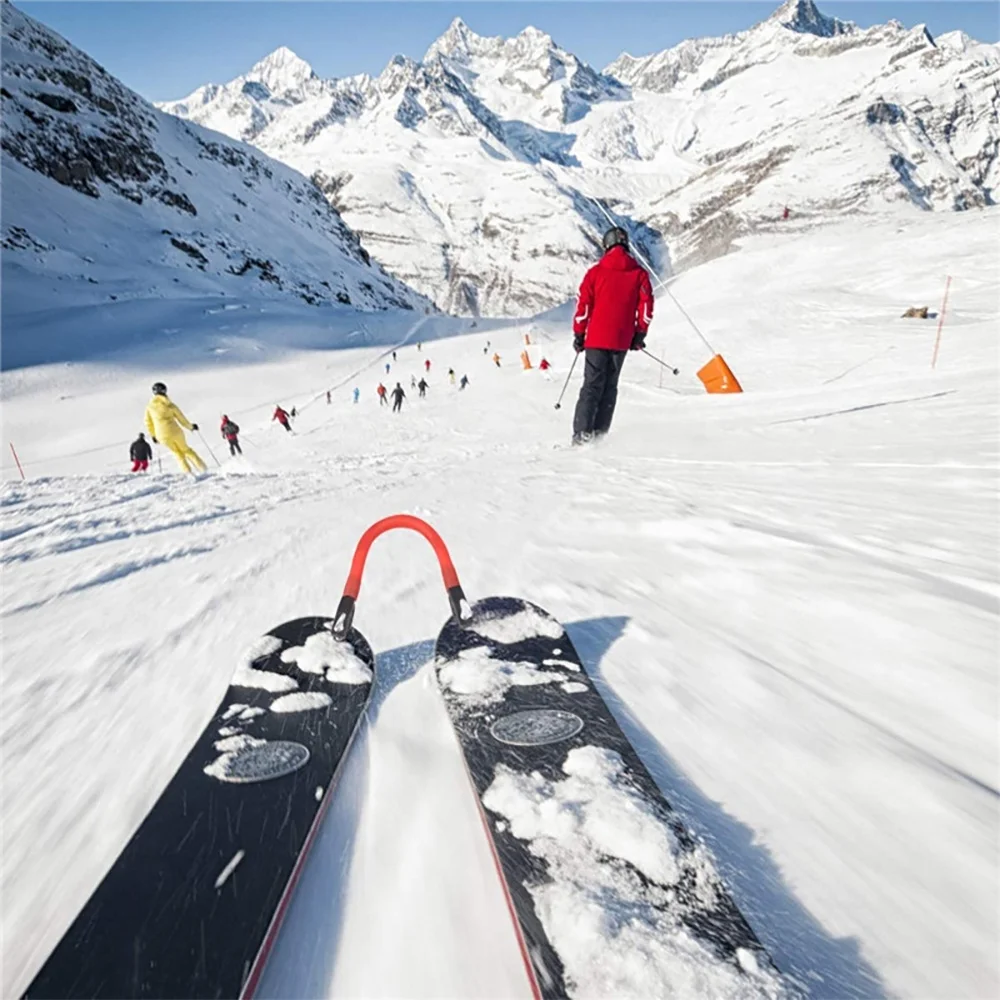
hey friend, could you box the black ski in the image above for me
[435,596,783,999]
[24,617,373,1000]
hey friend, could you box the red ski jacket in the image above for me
[572,246,654,352]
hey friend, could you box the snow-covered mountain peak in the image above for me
[771,0,855,37]
[244,45,315,94]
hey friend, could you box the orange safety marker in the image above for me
[930,275,952,370]
[524,333,532,345]
[9,442,25,480]
[520,350,533,370]
[696,355,743,394]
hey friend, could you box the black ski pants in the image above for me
[392,398,403,412]
[572,348,627,438]
[227,439,242,456]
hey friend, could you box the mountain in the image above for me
[0,1,424,327]
[149,3,1000,315]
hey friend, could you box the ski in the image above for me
[24,616,374,1000]
[435,596,786,999]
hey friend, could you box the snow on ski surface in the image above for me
[484,746,786,999]
[280,630,373,683]
[2,208,998,999]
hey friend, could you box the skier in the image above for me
[539,357,551,371]
[326,390,332,405]
[353,387,360,404]
[424,359,431,373]
[570,226,653,445]
[448,368,456,385]
[492,353,501,367]
[377,383,388,406]
[144,383,206,474]
[417,342,422,352]
[273,404,292,432]
[410,375,417,389]
[385,362,391,375]
[129,432,152,473]
[391,382,406,413]
[290,406,297,418]
[392,351,397,362]
[459,374,469,390]
[782,205,790,221]
[220,415,242,456]
[418,377,428,398]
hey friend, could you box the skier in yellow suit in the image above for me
[144,382,207,474]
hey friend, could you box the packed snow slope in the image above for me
[0,0,424,354]
[161,0,998,314]
[2,209,998,999]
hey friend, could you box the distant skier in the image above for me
[418,377,428,398]
[273,405,292,433]
[391,382,406,413]
[782,205,790,221]
[448,368,456,385]
[385,362,391,375]
[353,386,360,404]
[483,346,488,355]
[290,406,297,418]
[417,342,422,352]
[459,374,469,390]
[377,383,388,406]
[129,432,152,473]
[326,390,332,405]
[220,415,242,456]
[392,351,397,362]
[570,226,653,445]
[424,359,431,373]
[410,375,417,388]
[492,353,501,367]
[539,357,551,371]
[144,382,206,474]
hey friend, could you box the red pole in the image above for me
[930,275,952,370]
[9,442,25,480]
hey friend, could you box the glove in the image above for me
[151,437,157,444]
[191,423,199,431]
[573,334,585,353]
[630,331,646,351]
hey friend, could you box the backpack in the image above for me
[223,420,239,436]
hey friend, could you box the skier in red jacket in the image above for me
[273,405,292,432]
[570,227,653,444]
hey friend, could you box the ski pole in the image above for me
[196,429,221,468]
[641,349,679,376]
[553,352,580,410]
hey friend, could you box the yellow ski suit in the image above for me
[144,395,207,473]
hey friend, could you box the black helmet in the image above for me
[602,226,628,251]
[152,382,167,396]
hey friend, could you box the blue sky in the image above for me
[19,2,999,101]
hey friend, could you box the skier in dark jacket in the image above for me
[417,378,428,398]
[130,433,152,472]
[459,374,469,390]
[220,415,242,456]
[391,383,406,412]
[570,227,654,445]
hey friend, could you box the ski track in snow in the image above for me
[1,211,998,999]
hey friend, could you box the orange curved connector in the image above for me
[333,515,466,638]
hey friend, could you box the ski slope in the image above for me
[2,209,998,999]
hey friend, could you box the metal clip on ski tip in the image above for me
[333,515,470,640]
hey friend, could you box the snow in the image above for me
[214,849,246,889]
[484,746,787,998]
[234,638,299,693]
[437,646,567,705]
[270,691,333,714]
[280,630,373,684]
[469,605,566,644]
[1,202,998,1000]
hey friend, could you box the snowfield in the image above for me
[2,208,998,999]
